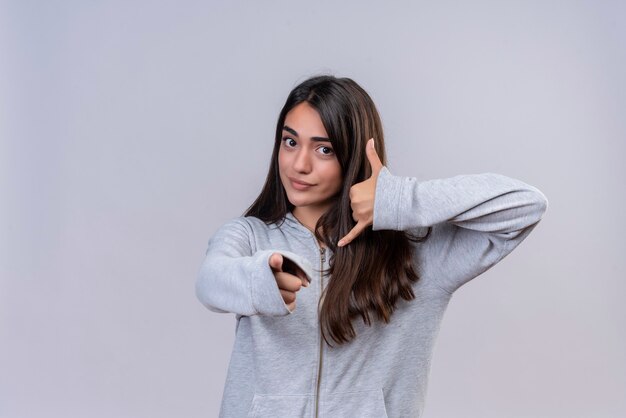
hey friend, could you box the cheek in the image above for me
[325,164,343,192]
[333,175,343,192]
[277,149,287,173]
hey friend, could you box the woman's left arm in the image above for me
[339,139,549,293]
[373,166,549,293]
[373,167,548,237]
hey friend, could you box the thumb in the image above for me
[366,138,383,176]
[268,253,283,272]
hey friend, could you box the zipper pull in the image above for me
[320,247,326,264]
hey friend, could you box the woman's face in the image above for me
[278,102,343,212]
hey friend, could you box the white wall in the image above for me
[1,1,624,417]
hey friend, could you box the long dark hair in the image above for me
[245,74,431,347]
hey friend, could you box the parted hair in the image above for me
[244,74,431,346]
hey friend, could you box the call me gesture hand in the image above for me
[338,138,383,247]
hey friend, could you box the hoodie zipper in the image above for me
[286,214,326,417]
[314,245,326,418]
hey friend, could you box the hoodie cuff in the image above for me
[372,166,404,231]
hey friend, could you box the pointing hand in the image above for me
[269,253,309,312]
[337,138,383,247]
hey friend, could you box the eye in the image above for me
[317,146,334,156]
[282,137,297,148]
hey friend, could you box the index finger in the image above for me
[275,271,304,291]
[337,221,368,247]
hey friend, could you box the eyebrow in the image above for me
[282,125,330,142]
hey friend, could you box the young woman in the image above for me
[195,75,548,418]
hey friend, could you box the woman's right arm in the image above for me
[195,218,314,316]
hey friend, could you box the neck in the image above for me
[292,205,325,235]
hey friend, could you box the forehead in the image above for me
[284,102,328,137]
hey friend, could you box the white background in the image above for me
[1,1,624,417]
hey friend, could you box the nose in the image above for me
[293,148,312,173]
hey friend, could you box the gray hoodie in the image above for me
[195,166,548,418]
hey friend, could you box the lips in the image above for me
[289,177,314,186]
[288,177,314,190]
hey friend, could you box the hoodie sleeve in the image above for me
[195,217,315,316]
[372,167,549,294]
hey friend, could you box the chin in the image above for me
[286,195,314,207]
[287,194,336,211]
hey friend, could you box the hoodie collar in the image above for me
[282,212,334,255]
[283,211,317,237]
